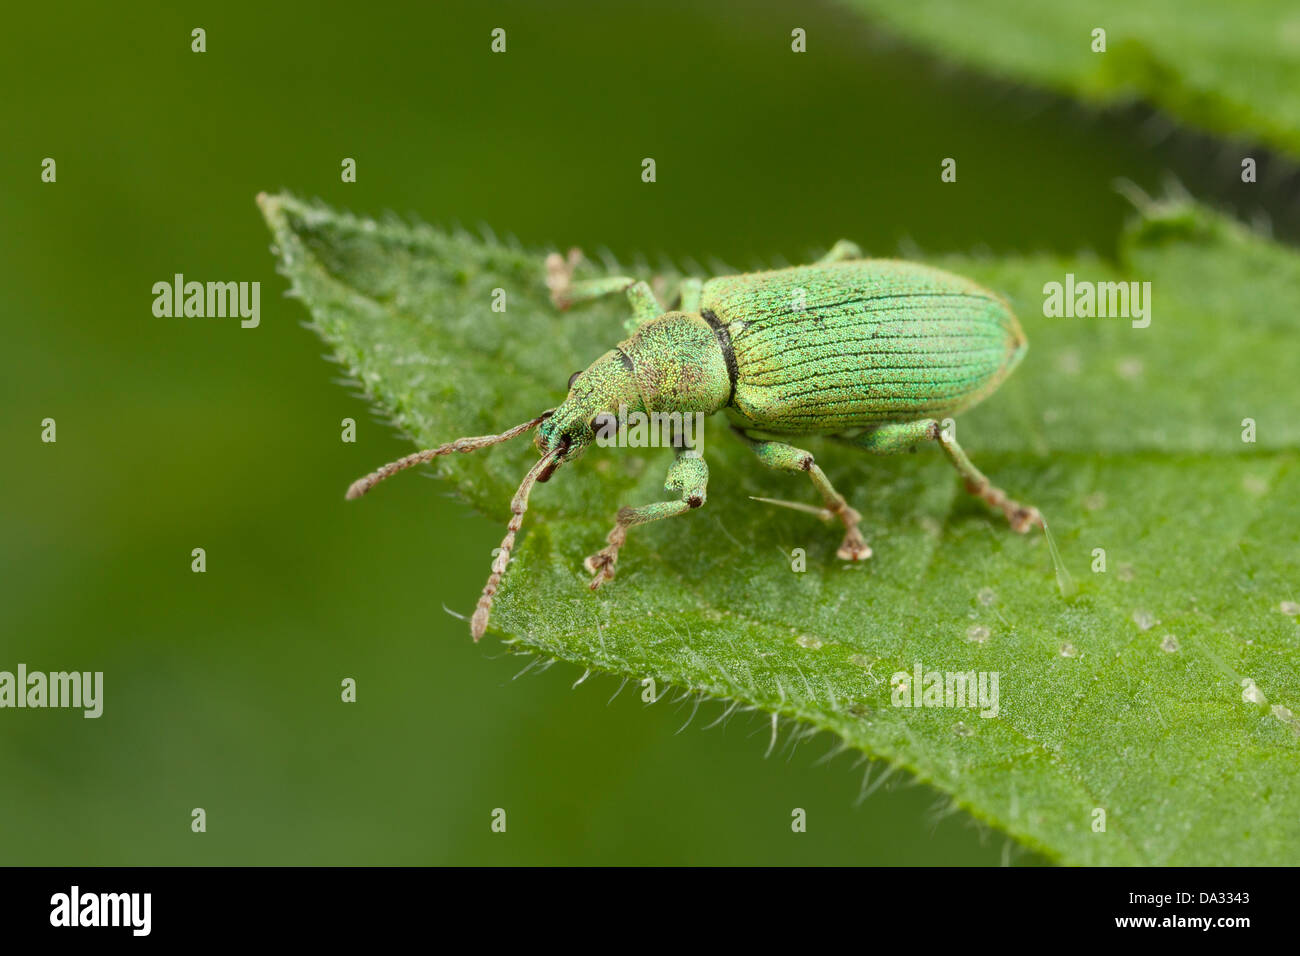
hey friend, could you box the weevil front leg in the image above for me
[734,428,871,560]
[546,249,664,334]
[585,453,709,589]
[848,420,1042,532]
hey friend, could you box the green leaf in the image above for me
[839,0,1300,158]
[260,192,1300,865]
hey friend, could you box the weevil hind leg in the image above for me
[845,420,1043,532]
[815,239,864,265]
[585,453,709,589]
[734,428,871,561]
[545,249,664,333]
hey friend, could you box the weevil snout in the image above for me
[534,435,571,482]
[534,347,647,470]
[534,414,587,470]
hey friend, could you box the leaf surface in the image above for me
[261,192,1300,865]
[841,0,1300,157]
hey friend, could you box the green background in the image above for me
[0,0,1274,864]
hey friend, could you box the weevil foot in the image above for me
[545,247,583,309]
[961,476,1044,534]
[837,529,873,561]
[1008,504,1043,534]
[584,547,619,589]
[835,508,873,561]
[585,521,626,588]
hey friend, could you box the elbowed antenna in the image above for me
[470,447,564,641]
[344,411,554,500]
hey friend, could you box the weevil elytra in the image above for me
[346,240,1044,640]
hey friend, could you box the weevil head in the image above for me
[533,348,645,480]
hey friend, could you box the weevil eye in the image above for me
[567,370,582,390]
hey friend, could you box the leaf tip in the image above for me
[255,191,291,235]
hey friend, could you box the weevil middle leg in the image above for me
[733,427,872,561]
[845,420,1043,532]
[546,249,663,334]
[676,277,703,311]
[585,451,709,589]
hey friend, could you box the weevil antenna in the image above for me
[345,411,554,500]
[470,447,563,641]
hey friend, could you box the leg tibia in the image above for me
[738,431,870,560]
[585,455,708,589]
[935,432,1042,533]
[850,420,1042,532]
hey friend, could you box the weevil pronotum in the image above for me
[346,240,1049,640]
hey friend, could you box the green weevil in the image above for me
[345,240,1044,640]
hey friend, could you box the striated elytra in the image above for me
[346,240,1044,640]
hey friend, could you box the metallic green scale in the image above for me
[703,260,1026,434]
[345,241,1044,641]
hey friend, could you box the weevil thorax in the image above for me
[620,311,732,415]
[536,311,731,469]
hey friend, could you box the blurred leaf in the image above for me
[840,0,1300,157]
[261,192,1300,865]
